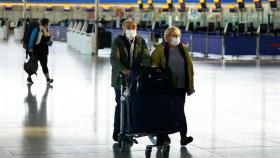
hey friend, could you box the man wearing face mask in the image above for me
[151,26,195,146]
[110,19,151,142]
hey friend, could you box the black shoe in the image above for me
[47,78,53,84]
[27,77,33,84]
[112,130,119,142]
[180,136,193,146]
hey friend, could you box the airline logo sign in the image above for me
[269,43,280,50]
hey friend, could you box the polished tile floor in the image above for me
[0,36,280,158]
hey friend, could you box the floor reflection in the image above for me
[112,143,132,158]
[180,147,193,158]
[112,143,193,158]
[22,84,52,156]
[24,84,52,127]
[1,39,279,158]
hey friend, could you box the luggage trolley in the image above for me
[118,70,182,158]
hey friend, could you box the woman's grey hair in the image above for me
[122,19,136,29]
[164,26,181,41]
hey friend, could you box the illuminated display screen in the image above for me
[4,6,13,10]
[125,8,133,11]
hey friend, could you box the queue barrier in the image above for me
[224,36,257,56]
[259,35,280,56]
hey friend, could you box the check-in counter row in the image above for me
[0,19,9,40]
[67,21,96,55]
[13,20,24,41]
[63,25,280,59]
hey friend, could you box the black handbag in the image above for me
[23,55,38,76]
[135,66,173,95]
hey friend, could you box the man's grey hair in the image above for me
[122,19,136,29]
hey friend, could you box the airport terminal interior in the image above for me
[1,0,280,157]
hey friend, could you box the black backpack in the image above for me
[23,55,38,76]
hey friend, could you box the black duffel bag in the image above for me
[23,55,38,76]
[131,66,173,95]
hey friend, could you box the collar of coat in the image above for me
[118,35,142,58]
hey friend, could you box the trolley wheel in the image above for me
[162,146,170,158]
[145,147,152,158]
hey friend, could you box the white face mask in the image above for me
[125,29,137,40]
[170,37,180,46]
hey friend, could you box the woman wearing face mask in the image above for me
[151,26,195,146]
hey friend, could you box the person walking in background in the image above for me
[27,18,53,84]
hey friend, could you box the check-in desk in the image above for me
[81,23,95,55]
[67,21,96,55]
[14,20,24,41]
[75,22,88,51]
[0,20,9,40]
[72,22,84,51]
[67,21,77,47]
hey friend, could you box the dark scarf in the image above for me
[163,42,189,91]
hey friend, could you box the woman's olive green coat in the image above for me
[151,43,195,96]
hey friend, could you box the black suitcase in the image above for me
[125,95,183,134]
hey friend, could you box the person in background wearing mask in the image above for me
[110,19,151,142]
[28,18,53,84]
[151,26,195,146]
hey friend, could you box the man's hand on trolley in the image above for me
[122,69,130,77]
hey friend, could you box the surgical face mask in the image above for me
[170,37,180,46]
[125,29,137,40]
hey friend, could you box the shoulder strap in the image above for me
[163,42,170,68]
[178,43,187,62]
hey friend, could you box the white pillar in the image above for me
[168,13,172,27]
[116,16,120,28]
[94,0,99,54]
[22,0,26,19]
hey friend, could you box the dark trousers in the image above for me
[113,88,121,132]
[172,88,188,137]
[36,53,49,74]
[28,52,49,74]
